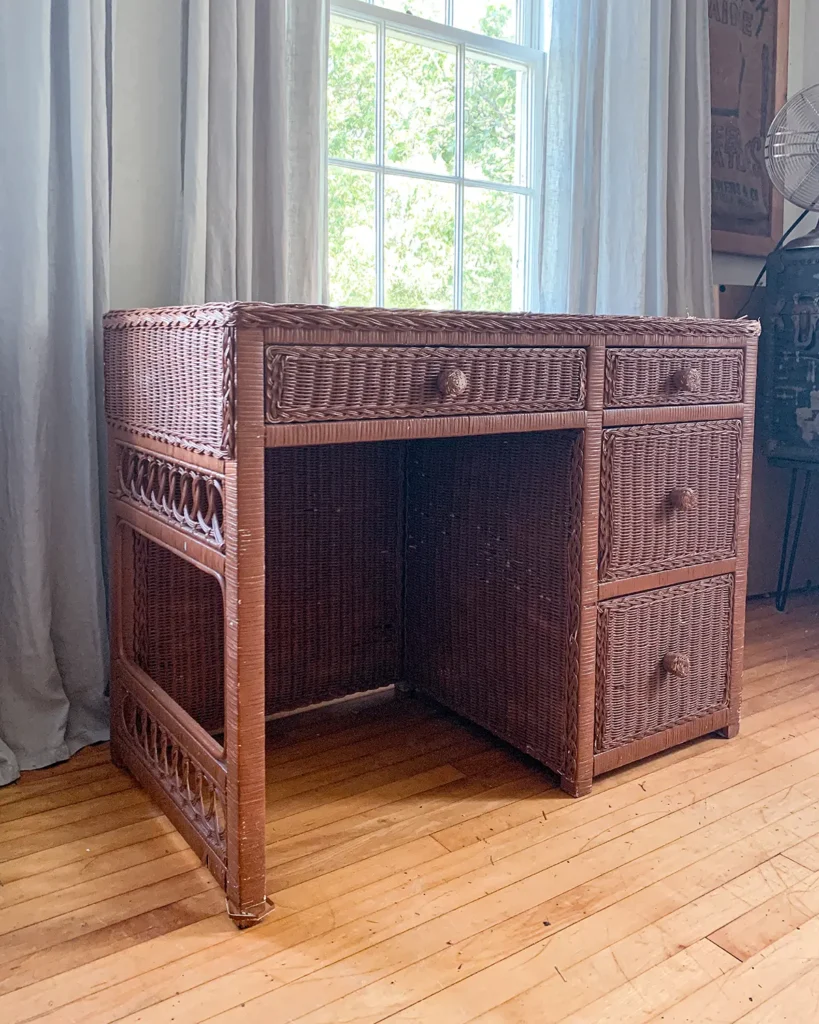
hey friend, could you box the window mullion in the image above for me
[376,17,386,306]
[454,41,465,309]
[527,0,545,51]
[526,51,546,311]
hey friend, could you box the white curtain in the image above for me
[539,0,714,317]
[0,1,110,784]
[180,0,329,304]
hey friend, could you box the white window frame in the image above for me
[329,0,546,311]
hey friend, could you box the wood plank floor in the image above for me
[3,594,819,1023]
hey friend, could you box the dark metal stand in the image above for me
[775,467,812,611]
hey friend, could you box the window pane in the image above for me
[464,54,524,184]
[385,34,456,175]
[328,166,376,307]
[463,188,521,312]
[453,1,517,41]
[385,177,454,309]
[374,0,447,22]
[328,18,377,163]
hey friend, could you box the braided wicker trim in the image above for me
[104,302,762,339]
[600,572,734,610]
[221,326,236,455]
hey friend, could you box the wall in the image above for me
[110,0,183,310]
[713,0,819,596]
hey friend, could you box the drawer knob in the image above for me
[662,652,691,677]
[669,486,698,512]
[437,368,469,398]
[671,366,701,394]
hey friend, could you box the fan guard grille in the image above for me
[765,84,819,211]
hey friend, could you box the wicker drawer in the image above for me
[265,345,586,423]
[605,347,744,407]
[595,575,733,754]
[599,420,741,582]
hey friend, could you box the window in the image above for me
[328,0,547,312]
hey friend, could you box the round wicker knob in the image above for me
[671,366,701,394]
[437,368,469,398]
[669,486,698,512]
[662,652,691,677]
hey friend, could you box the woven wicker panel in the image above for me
[130,532,225,734]
[105,323,234,457]
[599,420,741,581]
[265,346,586,423]
[404,431,583,777]
[595,575,733,753]
[605,347,744,407]
[263,442,404,714]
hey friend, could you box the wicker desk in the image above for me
[103,304,759,925]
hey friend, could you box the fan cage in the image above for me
[764,84,819,211]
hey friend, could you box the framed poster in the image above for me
[709,0,790,256]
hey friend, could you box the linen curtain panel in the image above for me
[539,0,714,316]
[0,1,110,785]
[180,0,329,304]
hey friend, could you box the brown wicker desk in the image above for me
[103,304,759,925]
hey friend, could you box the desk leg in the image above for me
[721,340,758,740]
[223,327,269,926]
[563,341,604,797]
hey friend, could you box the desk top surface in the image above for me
[104,302,761,342]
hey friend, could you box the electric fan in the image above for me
[764,82,819,247]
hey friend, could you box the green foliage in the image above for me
[328,20,376,162]
[375,0,447,21]
[385,37,456,174]
[328,167,376,307]
[463,189,515,311]
[464,53,519,184]
[328,5,521,311]
[455,2,517,41]
[385,178,455,308]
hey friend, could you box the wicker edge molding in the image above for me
[104,417,231,461]
[221,326,237,456]
[104,302,762,339]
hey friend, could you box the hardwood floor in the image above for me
[3,594,819,1023]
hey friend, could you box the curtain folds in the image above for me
[0,0,111,785]
[179,0,329,305]
[539,0,714,317]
